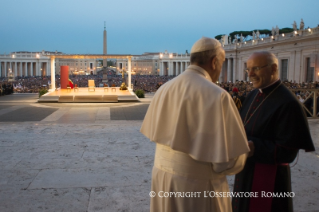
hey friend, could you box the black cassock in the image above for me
[232,80,315,212]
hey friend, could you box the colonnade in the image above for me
[159,61,190,76]
[0,60,49,77]
[158,57,241,82]
[220,57,238,82]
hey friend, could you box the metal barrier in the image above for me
[290,89,318,118]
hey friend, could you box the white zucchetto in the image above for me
[190,37,221,53]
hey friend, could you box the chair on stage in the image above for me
[88,80,95,92]
[66,85,71,92]
[103,83,109,92]
[74,84,79,92]
[111,84,116,92]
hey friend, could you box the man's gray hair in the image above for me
[190,48,222,65]
[254,51,278,67]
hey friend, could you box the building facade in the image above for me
[116,52,160,75]
[116,25,319,83]
[54,58,100,75]
[0,51,53,78]
[1,25,318,83]
[0,51,101,78]
[116,51,190,76]
[220,26,319,83]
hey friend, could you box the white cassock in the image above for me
[141,65,250,212]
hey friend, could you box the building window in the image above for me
[280,59,288,81]
[306,57,314,82]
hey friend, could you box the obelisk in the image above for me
[102,21,108,83]
[103,21,107,67]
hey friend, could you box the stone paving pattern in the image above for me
[0,94,318,212]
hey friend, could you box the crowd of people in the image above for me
[0,82,14,96]
[218,80,319,115]
[2,74,317,117]
[0,75,318,103]
[0,74,177,94]
[0,76,50,94]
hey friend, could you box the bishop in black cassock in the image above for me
[232,52,315,212]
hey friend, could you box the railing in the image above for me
[290,89,318,118]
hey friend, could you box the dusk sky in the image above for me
[1,0,318,55]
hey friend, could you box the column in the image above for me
[14,62,17,76]
[181,62,184,73]
[171,62,173,75]
[232,58,237,81]
[36,61,40,76]
[128,57,132,90]
[233,57,238,80]
[175,62,178,75]
[30,62,33,76]
[25,62,28,76]
[46,62,48,76]
[294,51,301,82]
[4,62,7,77]
[45,60,51,76]
[50,57,55,91]
[9,62,12,76]
[19,62,22,77]
[159,62,163,76]
[34,62,37,76]
[227,58,232,82]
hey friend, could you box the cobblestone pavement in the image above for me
[0,94,318,212]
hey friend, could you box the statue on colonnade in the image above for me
[300,19,305,30]
[272,27,275,36]
[292,21,297,31]
[276,25,279,35]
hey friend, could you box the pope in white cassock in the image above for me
[140,37,250,212]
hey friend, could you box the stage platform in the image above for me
[38,87,139,103]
